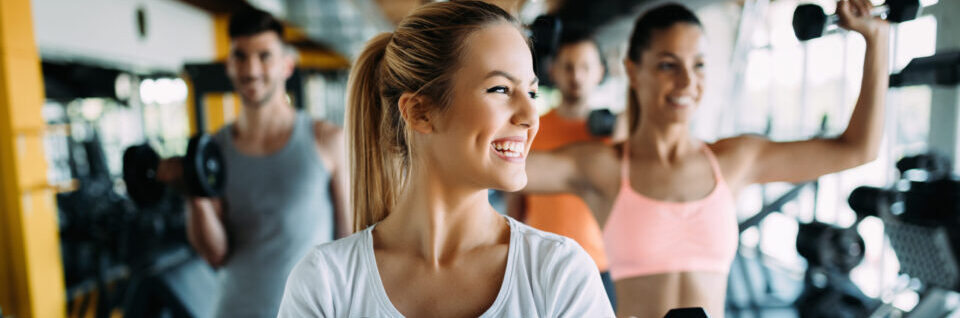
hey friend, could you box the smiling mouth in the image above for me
[667,96,695,107]
[491,139,525,161]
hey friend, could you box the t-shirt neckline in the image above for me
[361,216,519,317]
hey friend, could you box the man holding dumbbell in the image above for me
[506,31,618,308]
[186,9,350,318]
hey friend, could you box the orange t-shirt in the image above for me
[526,110,609,271]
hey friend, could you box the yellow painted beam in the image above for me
[183,81,237,134]
[191,14,233,134]
[213,14,230,61]
[0,0,66,317]
[285,25,350,70]
[284,25,311,43]
[298,48,350,70]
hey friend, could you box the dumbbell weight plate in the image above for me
[888,0,921,23]
[588,109,617,137]
[122,144,166,207]
[793,4,828,42]
[183,134,226,197]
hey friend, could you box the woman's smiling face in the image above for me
[416,22,540,192]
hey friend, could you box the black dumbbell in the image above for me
[848,186,901,219]
[792,0,920,41]
[796,222,865,273]
[664,307,710,318]
[587,108,617,137]
[122,134,225,207]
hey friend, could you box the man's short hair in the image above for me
[553,29,606,80]
[556,30,600,56]
[228,8,285,40]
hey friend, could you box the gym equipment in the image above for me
[890,51,960,87]
[849,153,960,291]
[789,173,883,318]
[797,222,865,273]
[587,108,616,137]
[792,0,920,41]
[121,252,219,318]
[852,153,960,226]
[847,186,900,218]
[123,134,225,207]
[794,216,875,318]
[794,267,876,318]
[56,130,202,318]
[731,180,877,317]
[846,152,960,317]
[664,307,710,318]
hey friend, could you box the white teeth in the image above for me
[669,96,694,106]
[492,141,524,157]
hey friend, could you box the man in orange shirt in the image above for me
[508,32,616,308]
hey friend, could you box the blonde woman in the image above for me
[277,1,614,317]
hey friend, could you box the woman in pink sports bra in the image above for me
[524,1,890,317]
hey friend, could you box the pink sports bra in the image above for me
[602,144,739,280]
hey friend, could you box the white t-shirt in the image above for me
[277,216,615,317]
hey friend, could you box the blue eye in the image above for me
[487,86,509,94]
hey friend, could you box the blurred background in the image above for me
[0,0,957,317]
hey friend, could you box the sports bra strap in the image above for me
[700,145,724,183]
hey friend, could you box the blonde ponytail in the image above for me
[347,33,403,232]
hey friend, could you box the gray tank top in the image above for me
[211,112,334,318]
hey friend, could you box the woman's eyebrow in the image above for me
[485,70,538,86]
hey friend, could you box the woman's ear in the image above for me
[398,92,434,134]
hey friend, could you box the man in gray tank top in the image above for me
[185,8,350,318]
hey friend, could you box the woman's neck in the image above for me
[375,164,507,268]
[630,119,698,165]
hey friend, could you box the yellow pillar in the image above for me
[185,74,199,135]
[204,94,229,132]
[186,14,234,135]
[0,0,67,317]
[207,14,232,132]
